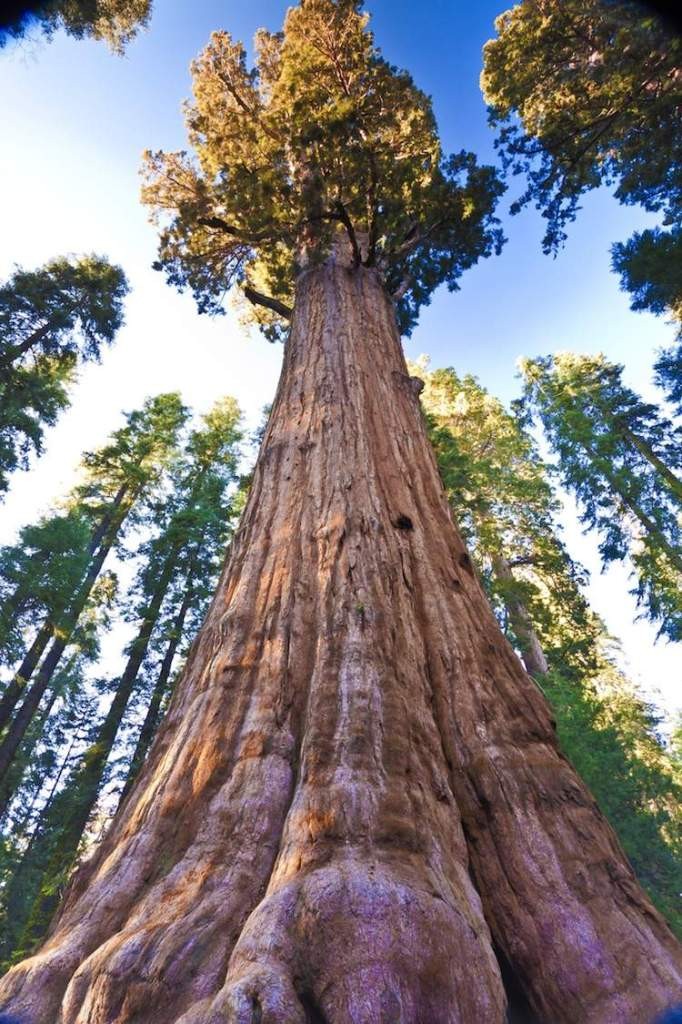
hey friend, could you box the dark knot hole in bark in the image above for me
[394,514,414,531]
[458,551,474,574]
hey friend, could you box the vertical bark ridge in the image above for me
[0,254,679,1024]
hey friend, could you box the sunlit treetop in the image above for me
[73,391,189,528]
[142,0,505,340]
[481,0,682,254]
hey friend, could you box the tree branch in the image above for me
[507,556,538,569]
[243,286,292,320]
[393,218,444,260]
[334,201,362,267]
[392,273,414,302]
[197,217,275,245]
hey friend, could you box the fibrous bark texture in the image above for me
[1,254,680,1024]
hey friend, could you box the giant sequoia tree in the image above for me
[1,3,680,1022]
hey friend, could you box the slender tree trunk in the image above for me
[0,623,53,734]
[0,533,118,791]
[0,254,679,1024]
[614,490,682,572]
[86,484,129,559]
[119,576,194,801]
[619,422,682,504]
[0,660,83,822]
[490,554,549,677]
[0,710,88,964]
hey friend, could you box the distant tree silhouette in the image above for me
[0,0,151,53]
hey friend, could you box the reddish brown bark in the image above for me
[0,250,679,1024]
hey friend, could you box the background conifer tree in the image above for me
[0,510,92,667]
[0,392,188,803]
[0,0,152,52]
[481,0,681,283]
[482,0,682,408]
[414,359,601,678]
[518,352,682,640]
[0,256,129,497]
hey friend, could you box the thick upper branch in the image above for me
[243,286,292,320]
[197,217,276,245]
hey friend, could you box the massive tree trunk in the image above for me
[0,253,679,1024]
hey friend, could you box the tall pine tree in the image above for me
[414,359,600,679]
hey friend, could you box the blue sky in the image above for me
[0,0,679,719]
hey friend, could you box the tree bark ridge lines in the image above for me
[0,257,679,1024]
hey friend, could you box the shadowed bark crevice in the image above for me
[495,945,542,1024]
[298,988,329,1024]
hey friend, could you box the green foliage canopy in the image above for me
[482,0,681,253]
[72,391,190,537]
[142,0,505,339]
[0,510,92,664]
[654,339,682,417]
[482,0,682,400]
[0,255,129,497]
